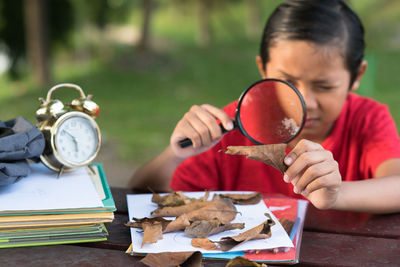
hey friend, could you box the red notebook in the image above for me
[203,197,308,264]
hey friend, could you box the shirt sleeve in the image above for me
[360,104,400,177]
[170,144,222,191]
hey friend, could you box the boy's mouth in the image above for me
[304,118,318,127]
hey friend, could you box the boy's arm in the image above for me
[333,158,400,213]
[128,104,233,192]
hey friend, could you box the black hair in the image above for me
[260,0,365,86]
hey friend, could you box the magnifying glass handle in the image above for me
[178,121,237,148]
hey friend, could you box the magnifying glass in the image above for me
[178,78,306,147]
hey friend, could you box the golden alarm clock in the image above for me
[36,83,101,176]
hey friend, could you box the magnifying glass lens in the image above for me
[178,79,305,148]
[237,79,305,144]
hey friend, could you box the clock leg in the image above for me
[57,166,65,178]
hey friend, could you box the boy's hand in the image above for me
[284,139,342,210]
[170,104,234,159]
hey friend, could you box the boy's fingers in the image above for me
[285,139,324,166]
[294,161,334,193]
[285,150,324,183]
[195,107,225,140]
[175,118,203,148]
[201,104,234,131]
[184,111,212,147]
[301,171,339,195]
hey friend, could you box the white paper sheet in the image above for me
[0,164,104,211]
[127,191,294,254]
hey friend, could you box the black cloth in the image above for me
[0,117,45,186]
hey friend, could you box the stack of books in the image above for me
[0,163,115,248]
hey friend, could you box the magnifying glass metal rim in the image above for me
[235,78,307,145]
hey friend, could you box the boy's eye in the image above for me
[285,79,297,87]
[318,85,334,91]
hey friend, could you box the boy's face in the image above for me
[257,40,356,143]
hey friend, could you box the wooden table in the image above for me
[0,187,399,266]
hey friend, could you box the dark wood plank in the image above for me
[2,229,398,266]
[304,205,400,238]
[299,231,400,267]
[0,245,145,266]
[110,187,131,214]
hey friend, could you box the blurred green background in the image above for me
[0,0,399,186]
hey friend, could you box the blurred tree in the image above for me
[138,0,153,51]
[196,0,212,47]
[0,0,25,79]
[23,0,50,86]
[0,0,73,85]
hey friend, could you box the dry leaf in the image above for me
[218,192,263,205]
[125,217,172,230]
[152,191,209,207]
[225,256,267,267]
[185,218,245,238]
[163,213,191,233]
[185,197,238,224]
[219,214,275,251]
[222,144,288,173]
[151,201,213,217]
[141,251,202,267]
[126,216,190,234]
[151,191,190,207]
[191,238,218,250]
[141,221,163,247]
[278,218,295,236]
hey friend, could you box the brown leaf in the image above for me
[219,214,275,251]
[126,216,190,234]
[141,251,202,267]
[222,144,288,173]
[191,238,218,250]
[218,192,263,205]
[151,201,214,217]
[185,197,238,224]
[163,213,191,233]
[125,217,172,230]
[141,221,163,247]
[151,191,190,207]
[278,218,295,236]
[225,256,267,267]
[185,219,245,238]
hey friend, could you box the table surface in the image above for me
[1,187,400,266]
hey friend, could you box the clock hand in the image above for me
[72,138,79,152]
[62,130,79,152]
[62,130,76,139]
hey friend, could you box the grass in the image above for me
[0,1,399,165]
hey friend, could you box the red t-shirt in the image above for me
[171,94,400,199]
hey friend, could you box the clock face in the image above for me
[54,114,100,166]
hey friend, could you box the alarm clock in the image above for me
[36,83,101,176]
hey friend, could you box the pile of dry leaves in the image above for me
[126,144,289,266]
[126,191,275,266]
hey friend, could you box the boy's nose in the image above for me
[299,87,318,110]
